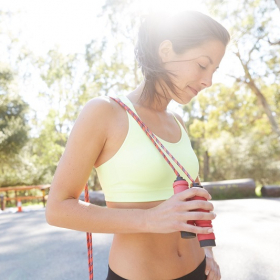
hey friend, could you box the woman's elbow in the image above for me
[45,196,77,227]
[45,198,63,226]
[45,202,57,226]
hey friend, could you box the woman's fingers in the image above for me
[145,187,216,234]
[176,187,212,201]
[178,223,214,235]
[178,210,216,222]
[178,200,214,212]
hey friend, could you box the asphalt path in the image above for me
[0,198,280,280]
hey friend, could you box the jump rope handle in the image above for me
[191,181,216,247]
[173,176,196,239]
[173,176,216,247]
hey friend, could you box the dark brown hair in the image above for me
[134,10,230,105]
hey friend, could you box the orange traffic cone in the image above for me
[17,199,22,212]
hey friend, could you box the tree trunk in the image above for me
[236,51,280,138]
[275,0,280,10]
[92,169,101,191]
[247,80,280,138]
[203,150,210,181]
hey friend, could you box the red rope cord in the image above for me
[84,183,93,280]
[110,97,195,184]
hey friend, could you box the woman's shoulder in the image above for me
[83,95,124,119]
[68,96,124,153]
[85,95,119,110]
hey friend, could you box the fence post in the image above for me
[0,194,5,211]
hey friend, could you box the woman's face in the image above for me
[160,39,226,104]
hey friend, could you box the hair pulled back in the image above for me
[134,10,230,104]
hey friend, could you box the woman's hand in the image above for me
[204,248,221,280]
[145,187,215,234]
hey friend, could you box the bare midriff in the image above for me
[106,200,205,280]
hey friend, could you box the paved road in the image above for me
[1,198,280,280]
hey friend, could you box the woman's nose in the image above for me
[201,74,213,89]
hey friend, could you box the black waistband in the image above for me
[106,256,206,280]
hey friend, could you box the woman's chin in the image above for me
[174,96,194,105]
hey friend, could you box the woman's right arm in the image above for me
[45,97,215,235]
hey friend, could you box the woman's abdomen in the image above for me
[108,231,205,280]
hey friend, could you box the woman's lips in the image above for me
[188,86,198,95]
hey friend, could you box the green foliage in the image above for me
[0,58,30,173]
[0,78,34,187]
[202,132,279,184]
[187,82,279,185]
[204,0,280,137]
[0,93,29,161]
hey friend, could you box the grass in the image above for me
[22,201,44,207]
[5,200,45,208]
[255,185,262,197]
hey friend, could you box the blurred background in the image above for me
[0,0,279,202]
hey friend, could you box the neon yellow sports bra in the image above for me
[95,95,199,202]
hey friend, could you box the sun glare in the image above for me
[134,0,207,15]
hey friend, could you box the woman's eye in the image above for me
[198,64,206,70]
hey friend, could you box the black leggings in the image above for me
[106,256,207,280]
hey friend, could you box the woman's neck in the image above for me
[127,81,171,113]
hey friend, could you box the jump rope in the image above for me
[84,96,215,280]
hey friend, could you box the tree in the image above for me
[0,81,29,164]
[0,10,38,187]
[101,0,143,89]
[204,0,280,138]
[0,10,30,172]
[0,65,31,186]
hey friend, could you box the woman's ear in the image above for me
[158,40,173,63]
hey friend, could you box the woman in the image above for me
[46,10,230,280]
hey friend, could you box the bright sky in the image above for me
[1,0,107,55]
[1,0,237,128]
[1,0,210,55]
